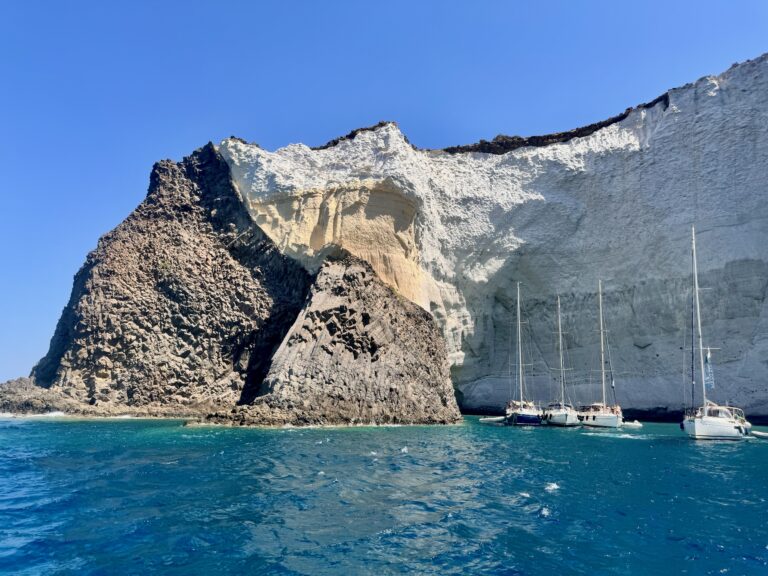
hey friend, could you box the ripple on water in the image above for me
[1,419,767,574]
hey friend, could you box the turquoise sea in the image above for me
[1,416,766,575]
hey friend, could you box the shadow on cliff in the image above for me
[185,145,313,405]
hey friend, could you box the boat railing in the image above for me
[684,407,700,418]
[578,404,600,413]
[546,402,574,409]
[730,407,747,420]
[578,403,621,414]
[687,404,748,420]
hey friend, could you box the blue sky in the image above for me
[1,0,767,381]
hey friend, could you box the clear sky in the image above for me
[1,0,767,381]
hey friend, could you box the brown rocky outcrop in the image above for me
[25,143,311,415]
[442,93,669,154]
[206,254,461,425]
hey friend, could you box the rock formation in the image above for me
[3,53,768,422]
[206,254,460,425]
[1,144,459,425]
[220,54,768,419]
[24,143,312,414]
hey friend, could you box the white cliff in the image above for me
[219,54,768,416]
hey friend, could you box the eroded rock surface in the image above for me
[3,145,460,425]
[207,254,460,425]
[24,144,311,415]
[221,54,768,417]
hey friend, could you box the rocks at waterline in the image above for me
[205,254,460,425]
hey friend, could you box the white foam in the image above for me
[33,411,67,418]
[545,483,560,492]
[582,432,647,440]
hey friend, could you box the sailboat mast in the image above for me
[691,247,696,407]
[517,282,524,403]
[598,280,607,406]
[692,227,707,409]
[557,295,565,406]
[508,306,513,402]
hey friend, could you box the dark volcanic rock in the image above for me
[4,145,461,425]
[312,121,405,150]
[206,254,461,426]
[0,377,75,414]
[310,95,670,158]
[443,93,670,154]
[28,144,311,414]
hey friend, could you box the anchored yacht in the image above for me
[543,296,579,427]
[579,280,623,428]
[505,283,542,426]
[681,227,751,440]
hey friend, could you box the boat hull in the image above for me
[505,410,542,426]
[682,416,748,440]
[580,413,622,428]
[478,416,506,424]
[543,409,580,427]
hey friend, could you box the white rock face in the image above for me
[219,54,768,416]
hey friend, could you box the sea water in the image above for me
[1,417,766,575]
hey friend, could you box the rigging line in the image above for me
[605,323,618,406]
[508,300,513,403]
[561,306,576,406]
[681,291,688,409]
[691,256,696,409]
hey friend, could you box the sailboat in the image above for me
[681,226,751,440]
[579,280,624,428]
[505,282,542,426]
[542,296,579,426]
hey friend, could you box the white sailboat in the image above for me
[505,282,542,426]
[681,226,751,440]
[579,280,623,428]
[543,296,579,426]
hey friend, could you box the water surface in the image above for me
[1,417,766,575]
